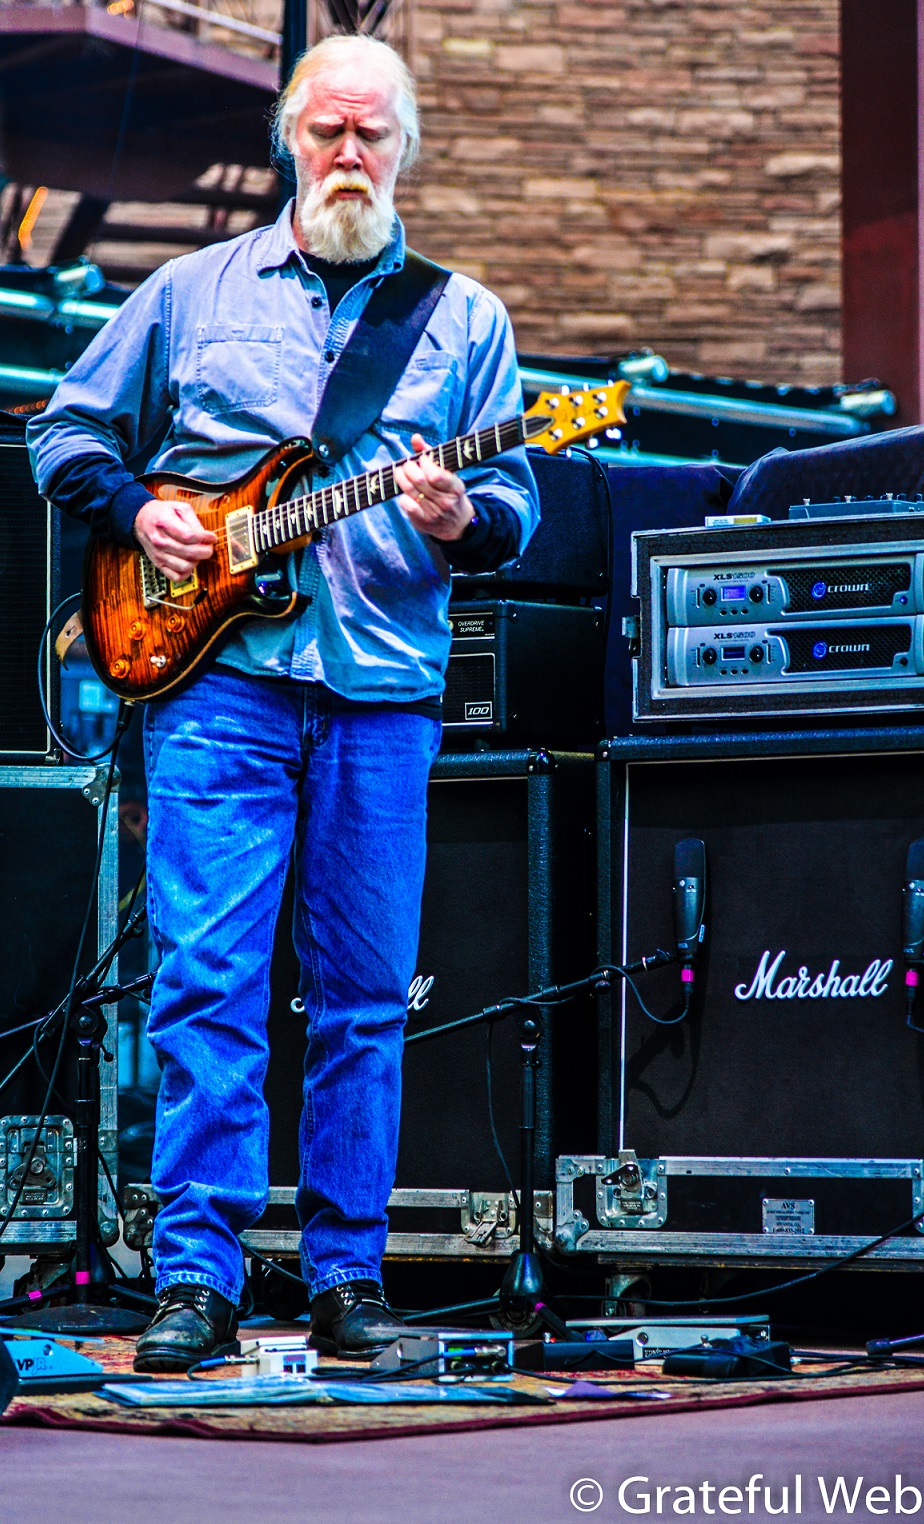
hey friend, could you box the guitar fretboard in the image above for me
[250,416,527,554]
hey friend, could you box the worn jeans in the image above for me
[143,667,441,1305]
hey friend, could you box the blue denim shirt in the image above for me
[28,206,539,702]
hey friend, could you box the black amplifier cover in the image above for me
[451,447,610,599]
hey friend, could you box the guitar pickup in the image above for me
[169,569,199,598]
[226,506,259,574]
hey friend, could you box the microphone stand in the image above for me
[402,951,673,1337]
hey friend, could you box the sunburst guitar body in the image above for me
[82,382,629,701]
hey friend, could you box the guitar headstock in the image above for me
[522,380,630,454]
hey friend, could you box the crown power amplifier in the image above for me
[632,513,924,722]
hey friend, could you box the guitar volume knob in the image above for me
[166,614,186,633]
[128,619,146,640]
[109,656,131,679]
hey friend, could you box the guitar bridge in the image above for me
[226,506,259,574]
[139,553,167,608]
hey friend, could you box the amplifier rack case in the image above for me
[632,512,924,723]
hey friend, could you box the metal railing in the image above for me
[0,0,412,64]
[0,0,283,61]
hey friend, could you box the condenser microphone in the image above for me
[673,838,706,1013]
[902,839,924,1030]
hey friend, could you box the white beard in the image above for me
[295,169,396,263]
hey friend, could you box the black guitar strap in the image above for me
[310,250,451,467]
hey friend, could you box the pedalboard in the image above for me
[632,513,924,721]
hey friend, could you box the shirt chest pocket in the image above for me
[379,353,459,444]
[195,324,283,415]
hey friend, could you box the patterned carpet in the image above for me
[4,1336,924,1445]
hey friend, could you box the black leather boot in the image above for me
[133,1283,238,1374]
[310,1279,408,1359]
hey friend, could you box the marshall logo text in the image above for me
[735,950,893,1002]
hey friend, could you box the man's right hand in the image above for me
[134,499,217,581]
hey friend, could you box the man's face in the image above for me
[290,63,404,263]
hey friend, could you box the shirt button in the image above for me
[324,349,335,363]
[311,295,322,309]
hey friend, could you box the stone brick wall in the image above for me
[398,0,842,385]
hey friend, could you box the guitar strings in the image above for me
[161,388,609,563]
[183,414,531,554]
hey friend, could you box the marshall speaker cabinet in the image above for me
[238,749,597,1267]
[559,729,924,1272]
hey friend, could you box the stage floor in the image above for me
[3,1386,924,1523]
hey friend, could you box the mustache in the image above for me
[319,171,373,197]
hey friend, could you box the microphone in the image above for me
[673,838,706,1013]
[902,839,924,1030]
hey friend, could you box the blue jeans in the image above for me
[143,667,441,1305]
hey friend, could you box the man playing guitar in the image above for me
[29,33,539,1371]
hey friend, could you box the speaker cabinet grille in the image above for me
[265,752,597,1194]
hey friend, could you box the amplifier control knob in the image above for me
[748,585,764,603]
[702,646,717,666]
[702,587,717,606]
[749,646,764,664]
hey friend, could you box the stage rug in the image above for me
[4,1339,924,1446]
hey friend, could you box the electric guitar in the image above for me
[81,381,629,701]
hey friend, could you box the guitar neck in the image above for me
[250,414,527,555]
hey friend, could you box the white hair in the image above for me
[274,35,420,172]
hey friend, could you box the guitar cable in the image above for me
[38,592,133,762]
